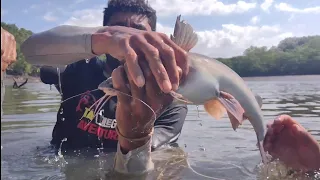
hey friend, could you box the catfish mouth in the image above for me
[98,77,113,91]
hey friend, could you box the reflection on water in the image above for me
[1,75,320,180]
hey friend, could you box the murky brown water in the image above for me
[1,75,320,180]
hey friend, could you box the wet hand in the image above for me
[263,115,320,172]
[92,26,188,93]
[1,27,17,72]
[111,60,175,153]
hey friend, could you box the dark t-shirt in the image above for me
[49,57,188,152]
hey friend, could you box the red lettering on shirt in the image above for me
[77,119,118,141]
[88,123,97,134]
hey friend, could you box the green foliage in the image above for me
[218,35,320,77]
[1,22,319,77]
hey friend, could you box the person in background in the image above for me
[1,27,17,118]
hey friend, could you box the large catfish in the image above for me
[98,15,267,163]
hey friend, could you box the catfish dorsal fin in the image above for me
[204,98,226,120]
[170,15,198,52]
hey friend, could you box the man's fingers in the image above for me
[145,34,179,91]
[160,33,189,80]
[130,35,172,93]
[123,63,145,102]
[111,66,131,103]
[121,39,145,88]
[140,60,173,116]
[177,66,182,81]
[138,60,160,99]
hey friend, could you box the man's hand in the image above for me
[111,60,177,153]
[1,27,17,72]
[263,115,320,172]
[92,26,188,94]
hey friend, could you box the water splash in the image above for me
[196,105,200,118]
[55,138,68,167]
[256,158,319,180]
[96,141,106,180]
[41,138,68,168]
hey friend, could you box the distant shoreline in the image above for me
[3,74,319,86]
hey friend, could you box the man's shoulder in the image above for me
[65,57,100,71]
[60,57,106,92]
[63,57,106,79]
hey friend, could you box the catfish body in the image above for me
[176,52,265,143]
[170,15,267,163]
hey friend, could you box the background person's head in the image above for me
[103,0,157,31]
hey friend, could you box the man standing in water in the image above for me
[1,27,17,118]
[21,0,319,176]
[22,0,188,175]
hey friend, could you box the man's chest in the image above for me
[63,87,119,141]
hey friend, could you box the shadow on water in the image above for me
[1,76,320,180]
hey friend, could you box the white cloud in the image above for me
[156,23,174,35]
[149,0,256,16]
[260,0,273,12]
[158,23,294,58]
[250,16,260,24]
[63,7,104,27]
[43,12,58,22]
[288,14,295,22]
[74,0,85,4]
[64,6,294,58]
[275,3,320,14]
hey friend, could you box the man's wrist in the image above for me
[114,138,154,175]
[116,126,153,154]
[91,28,112,55]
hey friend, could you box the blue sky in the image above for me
[1,0,320,58]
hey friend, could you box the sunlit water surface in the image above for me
[1,75,320,180]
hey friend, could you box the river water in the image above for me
[1,75,320,180]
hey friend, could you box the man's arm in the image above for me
[113,103,187,175]
[21,25,101,66]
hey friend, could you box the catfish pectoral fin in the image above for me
[204,98,226,120]
[218,91,246,130]
[227,111,244,131]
